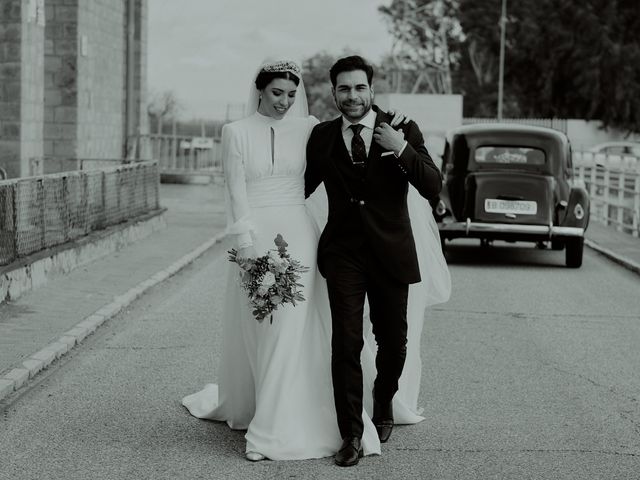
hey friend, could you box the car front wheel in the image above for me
[565,237,584,268]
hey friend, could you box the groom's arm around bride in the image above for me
[371,112,442,201]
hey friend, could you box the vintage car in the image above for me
[433,123,590,267]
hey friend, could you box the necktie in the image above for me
[349,124,367,167]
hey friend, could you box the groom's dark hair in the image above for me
[329,55,374,87]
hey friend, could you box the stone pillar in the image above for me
[43,0,79,173]
[123,0,149,159]
[132,0,150,159]
[43,0,148,170]
[0,0,45,178]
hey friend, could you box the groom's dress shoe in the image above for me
[334,436,363,467]
[374,419,394,443]
[373,398,394,443]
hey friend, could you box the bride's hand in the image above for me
[237,245,258,260]
[387,109,412,127]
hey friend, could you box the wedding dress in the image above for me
[182,111,382,459]
[182,62,451,461]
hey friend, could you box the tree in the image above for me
[147,90,182,134]
[501,0,640,133]
[382,0,640,132]
[302,52,339,121]
[455,0,520,117]
[379,0,464,94]
[301,49,394,120]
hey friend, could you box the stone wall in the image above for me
[133,0,149,158]
[40,0,147,173]
[1,0,147,177]
[0,0,45,178]
[76,0,127,160]
[43,0,79,172]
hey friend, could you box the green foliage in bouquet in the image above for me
[228,234,310,323]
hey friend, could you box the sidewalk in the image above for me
[0,183,227,400]
[0,186,638,402]
[585,221,640,275]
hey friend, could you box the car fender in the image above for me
[562,187,590,230]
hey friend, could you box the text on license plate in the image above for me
[484,199,537,215]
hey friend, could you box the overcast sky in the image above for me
[148,0,394,119]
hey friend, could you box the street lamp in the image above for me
[497,0,507,121]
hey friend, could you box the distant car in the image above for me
[434,123,590,268]
[588,141,640,157]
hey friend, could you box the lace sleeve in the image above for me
[222,124,253,248]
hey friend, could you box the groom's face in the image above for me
[332,70,373,122]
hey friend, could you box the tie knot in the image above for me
[349,124,364,135]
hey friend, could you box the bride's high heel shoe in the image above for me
[245,451,266,462]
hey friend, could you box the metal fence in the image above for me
[146,134,222,175]
[28,157,132,176]
[573,153,640,237]
[0,161,160,266]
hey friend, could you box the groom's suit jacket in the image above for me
[305,105,442,285]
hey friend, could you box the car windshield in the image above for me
[475,146,546,165]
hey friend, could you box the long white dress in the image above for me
[182,110,451,460]
[182,112,381,459]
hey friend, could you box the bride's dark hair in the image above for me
[255,71,300,90]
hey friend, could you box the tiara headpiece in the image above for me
[260,60,301,77]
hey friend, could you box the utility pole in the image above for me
[497,0,507,121]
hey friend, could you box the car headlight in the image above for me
[574,203,585,220]
[435,200,447,217]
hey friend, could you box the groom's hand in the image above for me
[374,123,407,156]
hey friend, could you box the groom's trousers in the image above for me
[323,244,409,440]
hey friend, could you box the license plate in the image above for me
[484,199,537,215]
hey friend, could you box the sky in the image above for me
[148,0,395,119]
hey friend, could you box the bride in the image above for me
[182,58,451,462]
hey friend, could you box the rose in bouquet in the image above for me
[228,234,310,323]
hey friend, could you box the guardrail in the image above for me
[574,152,640,237]
[146,134,222,175]
[0,161,160,266]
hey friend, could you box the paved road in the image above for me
[1,238,639,479]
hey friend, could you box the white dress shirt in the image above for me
[341,109,407,160]
[341,108,377,158]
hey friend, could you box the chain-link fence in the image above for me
[0,162,160,266]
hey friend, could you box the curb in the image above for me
[0,231,227,403]
[585,239,640,276]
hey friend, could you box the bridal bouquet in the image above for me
[228,234,310,323]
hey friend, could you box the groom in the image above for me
[305,55,443,467]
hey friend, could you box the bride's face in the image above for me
[258,78,298,119]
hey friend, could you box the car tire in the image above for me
[565,237,583,268]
